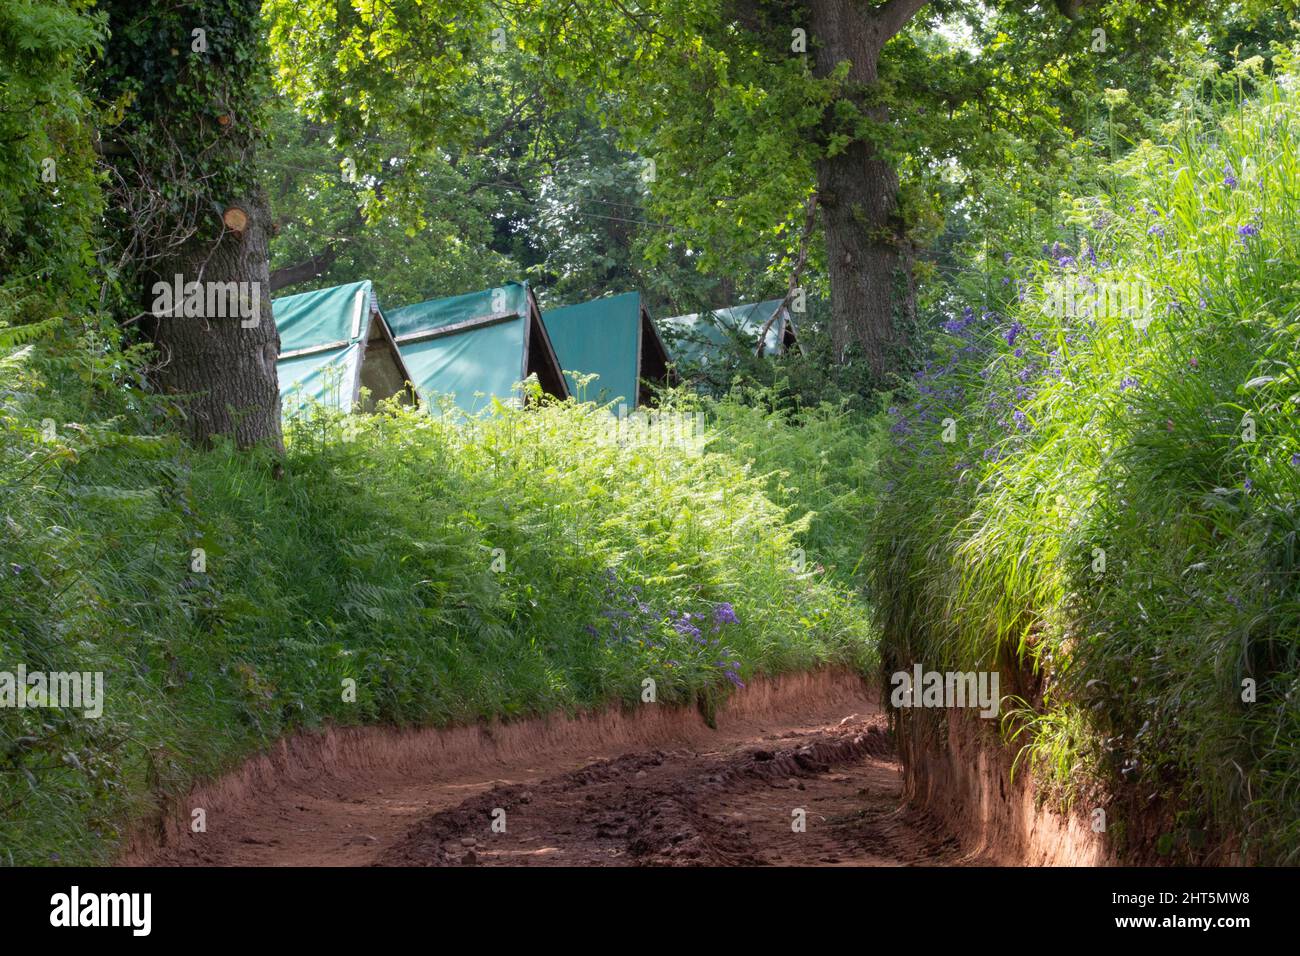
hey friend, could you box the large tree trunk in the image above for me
[144,193,282,450]
[807,0,924,383]
[98,0,283,452]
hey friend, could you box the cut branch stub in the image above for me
[222,206,250,235]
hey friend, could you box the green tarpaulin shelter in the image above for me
[273,279,414,416]
[542,291,671,407]
[386,281,569,413]
[658,298,798,366]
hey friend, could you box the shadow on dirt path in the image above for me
[381,713,971,866]
[136,671,977,867]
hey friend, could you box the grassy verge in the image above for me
[0,369,874,865]
[871,61,1300,863]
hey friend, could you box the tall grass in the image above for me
[0,365,874,865]
[871,58,1300,863]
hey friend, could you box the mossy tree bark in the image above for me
[97,0,283,451]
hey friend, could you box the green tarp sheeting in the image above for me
[658,298,797,365]
[542,291,670,407]
[387,281,569,414]
[274,280,378,414]
[276,344,363,413]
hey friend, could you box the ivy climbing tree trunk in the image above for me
[97,0,283,452]
[806,0,928,383]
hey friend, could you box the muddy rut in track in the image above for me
[136,671,976,867]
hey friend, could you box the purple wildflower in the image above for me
[713,603,738,626]
[673,618,703,642]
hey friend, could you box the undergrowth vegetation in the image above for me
[4,8,1294,875]
[707,389,884,591]
[0,358,872,865]
[871,57,1300,863]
